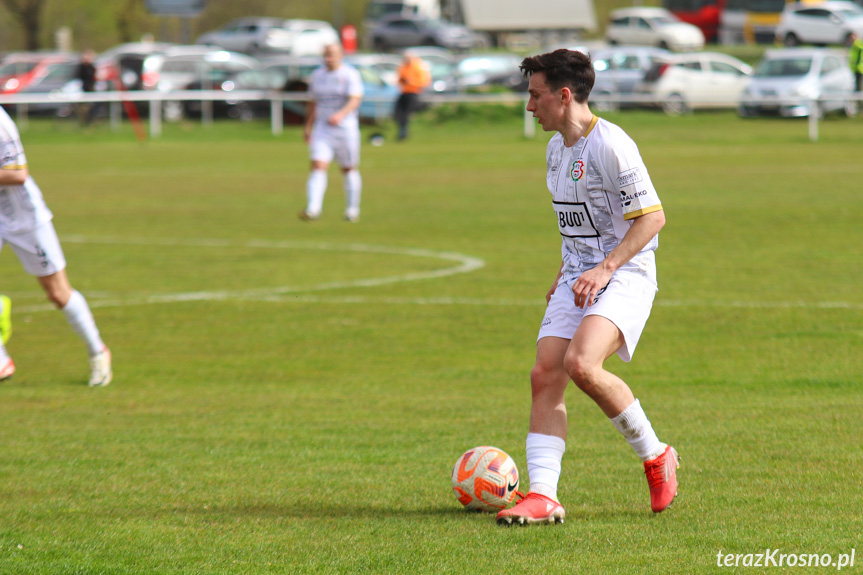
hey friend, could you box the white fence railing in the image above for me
[0,90,859,142]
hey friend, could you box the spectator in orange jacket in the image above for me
[394,53,431,141]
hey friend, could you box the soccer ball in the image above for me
[451,446,520,512]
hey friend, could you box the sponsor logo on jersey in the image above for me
[620,189,649,208]
[618,167,643,187]
[554,201,600,238]
[571,160,585,181]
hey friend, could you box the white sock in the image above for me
[305,169,328,216]
[0,342,9,363]
[62,290,105,357]
[343,169,361,218]
[526,432,566,501]
[609,399,666,462]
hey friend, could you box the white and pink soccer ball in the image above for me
[451,446,520,512]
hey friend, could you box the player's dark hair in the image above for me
[520,49,594,104]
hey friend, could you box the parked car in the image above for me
[141,46,261,92]
[2,60,81,115]
[606,7,705,52]
[196,18,340,56]
[589,46,671,111]
[775,1,863,47]
[93,41,175,90]
[635,51,752,115]
[183,68,289,120]
[0,52,78,93]
[260,54,322,85]
[140,46,261,120]
[366,15,487,52]
[455,52,526,91]
[738,48,857,117]
[344,53,403,86]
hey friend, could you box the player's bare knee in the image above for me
[564,353,596,392]
[530,363,567,398]
[45,289,67,308]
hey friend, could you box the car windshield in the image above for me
[837,6,863,18]
[0,61,38,76]
[755,57,812,77]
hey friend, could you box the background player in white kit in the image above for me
[497,49,678,525]
[299,43,364,223]
[0,105,111,386]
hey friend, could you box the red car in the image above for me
[0,52,79,93]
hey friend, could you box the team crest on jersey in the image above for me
[571,160,585,181]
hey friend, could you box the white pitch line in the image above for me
[8,235,862,313]
[10,235,486,313]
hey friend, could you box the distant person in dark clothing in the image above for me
[394,52,430,141]
[76,50,98,125]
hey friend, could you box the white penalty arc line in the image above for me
[14,235,486,312]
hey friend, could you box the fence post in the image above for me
[271,98,283,136]
[808,98,819,142]
[150,99,162,138]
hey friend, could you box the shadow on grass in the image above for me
[162,502,471,521]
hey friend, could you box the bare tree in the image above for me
[1,0,46,50]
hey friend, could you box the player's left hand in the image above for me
[572,265,612,309]
[327,113,344,126]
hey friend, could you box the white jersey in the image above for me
[0,106,53,234]
[546,116,662,277]
[309,64,363,129]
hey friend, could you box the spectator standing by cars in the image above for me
[299,43,364,223]
[76,50,98,125]
[394,52,430,141]
[850,32,863,91]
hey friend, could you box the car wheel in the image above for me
[662,93,687,116]
[659,40,670,50]
[844,100,858,118]
[373,38,387,51]
[783,32,799,47]
[844,33,857,47]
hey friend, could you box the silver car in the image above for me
[738,48,857,118]
[589,46,670,111]
[776,1,863,47]
[141,46,261,120]
[196,17,339,55]
[366,15,486,52]
[606,7,705,52]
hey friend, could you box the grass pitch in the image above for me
[0,109,861,574]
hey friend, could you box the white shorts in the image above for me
[309,124,360,168]
[0,222,67,277]
[537,266,657,362]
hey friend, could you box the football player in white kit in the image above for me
[299,43,364,223]
[0,105,112,386]
[497,50,678,525]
